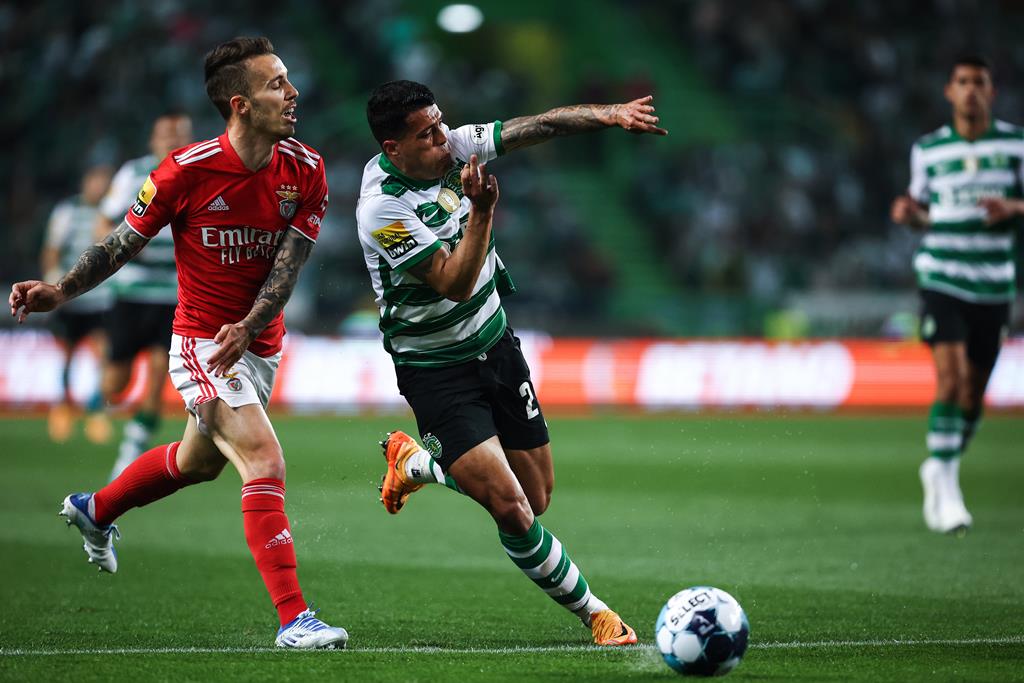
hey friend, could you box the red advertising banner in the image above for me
[1,330,1021,410]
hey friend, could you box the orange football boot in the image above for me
[591,610,638,646]
[378,431,425,514]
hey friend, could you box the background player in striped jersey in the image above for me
[890,55,1021,534]
[9,36,346,649]
[39,165,114,442]
[357,80,666,646]
[97,111,192,479]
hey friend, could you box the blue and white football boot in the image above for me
[59,493,120,573]
[275,606,348,649]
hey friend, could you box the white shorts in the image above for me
[168,334,281,431]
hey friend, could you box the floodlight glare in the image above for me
[437,4,484,33]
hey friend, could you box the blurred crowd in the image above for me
[2,0,1021,336]
[633,0,1024,307]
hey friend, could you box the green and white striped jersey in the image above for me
[45,195,113,313]
[908,119,1022,303]
[356,121,516,367]
[100,154,178,304]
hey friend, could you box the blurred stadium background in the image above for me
[1,0,1022,410]
[3,4,1024,680]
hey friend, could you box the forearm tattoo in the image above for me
[501,105,615,151]
[57,221,148,300]
[244,229,313,335]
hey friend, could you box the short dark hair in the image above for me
[366,80,436,145]
[204,37,275,120]
[951,53,993,79]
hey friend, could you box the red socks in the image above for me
[93,442,194,525]
[94,450,305,627]
[241,478,306,626]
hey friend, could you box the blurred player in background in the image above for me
[97,111,192,479]
[890,55,1021,534]
[10,36,346,648]
[358,80,666,645]
[40,165,114,442]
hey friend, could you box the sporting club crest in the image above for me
[422,433,443,461]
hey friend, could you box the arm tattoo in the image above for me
[501,105,614,151]
[243,229,313,335]
[57,221,149,300]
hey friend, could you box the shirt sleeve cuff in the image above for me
[493,120,505,157]
[289,224,318,243]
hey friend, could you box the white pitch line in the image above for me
[0,636,1021,657]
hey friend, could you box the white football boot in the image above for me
[59,493,120,573]
[275,606,348,649]
[936,457,972,534]
[918,458,943,532]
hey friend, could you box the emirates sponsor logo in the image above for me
[200,226,285,265]
[265,528,293,549]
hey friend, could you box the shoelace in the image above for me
[103,524,121,541]
[289,606,328,633]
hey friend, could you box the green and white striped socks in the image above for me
[961,407,982,454]
[500,519,608,625]
[927,401,964,460]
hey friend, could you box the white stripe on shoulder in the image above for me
[178,148,223,166]
[282,137,321,159]
[277,145,317,169]
[994,119,1024,135]
[174,139,220,163]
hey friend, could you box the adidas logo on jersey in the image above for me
[265,528,293,549]
[207,195,230,212]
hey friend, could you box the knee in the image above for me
[488,489,534,535]
[177,447,228,482]
[185,459,227,482]
[247,441,286,481]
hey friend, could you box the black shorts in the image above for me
[50,309,106,346]
[919,289,1011,371]
[395,327,550,471]
[107,300,176,362]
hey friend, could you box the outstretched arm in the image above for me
[206,229,314,376]
[9,221,148,322]
[500,95,667,152]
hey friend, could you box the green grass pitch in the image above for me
[1,413,1022,681]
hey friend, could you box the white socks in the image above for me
[403,449,446,484]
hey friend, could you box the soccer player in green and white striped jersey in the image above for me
[357,80,666,645]
[96,112,192,477]
[891,55,1021,534]
[40,165,114,442]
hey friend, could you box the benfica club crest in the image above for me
[276,185,301,219]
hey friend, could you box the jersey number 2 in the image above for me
[519,381,540,419]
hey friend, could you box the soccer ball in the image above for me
[655,586,750,676]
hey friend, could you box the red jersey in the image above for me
[124,133,328,357]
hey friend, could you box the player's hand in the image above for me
[607,96,668,136]
[207,322,255,377]
[890,195,928,229]
[978,197,1024,225]
[461,154,499,211]
[9,280,65,323]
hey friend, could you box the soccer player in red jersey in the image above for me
[8,37,346,649]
